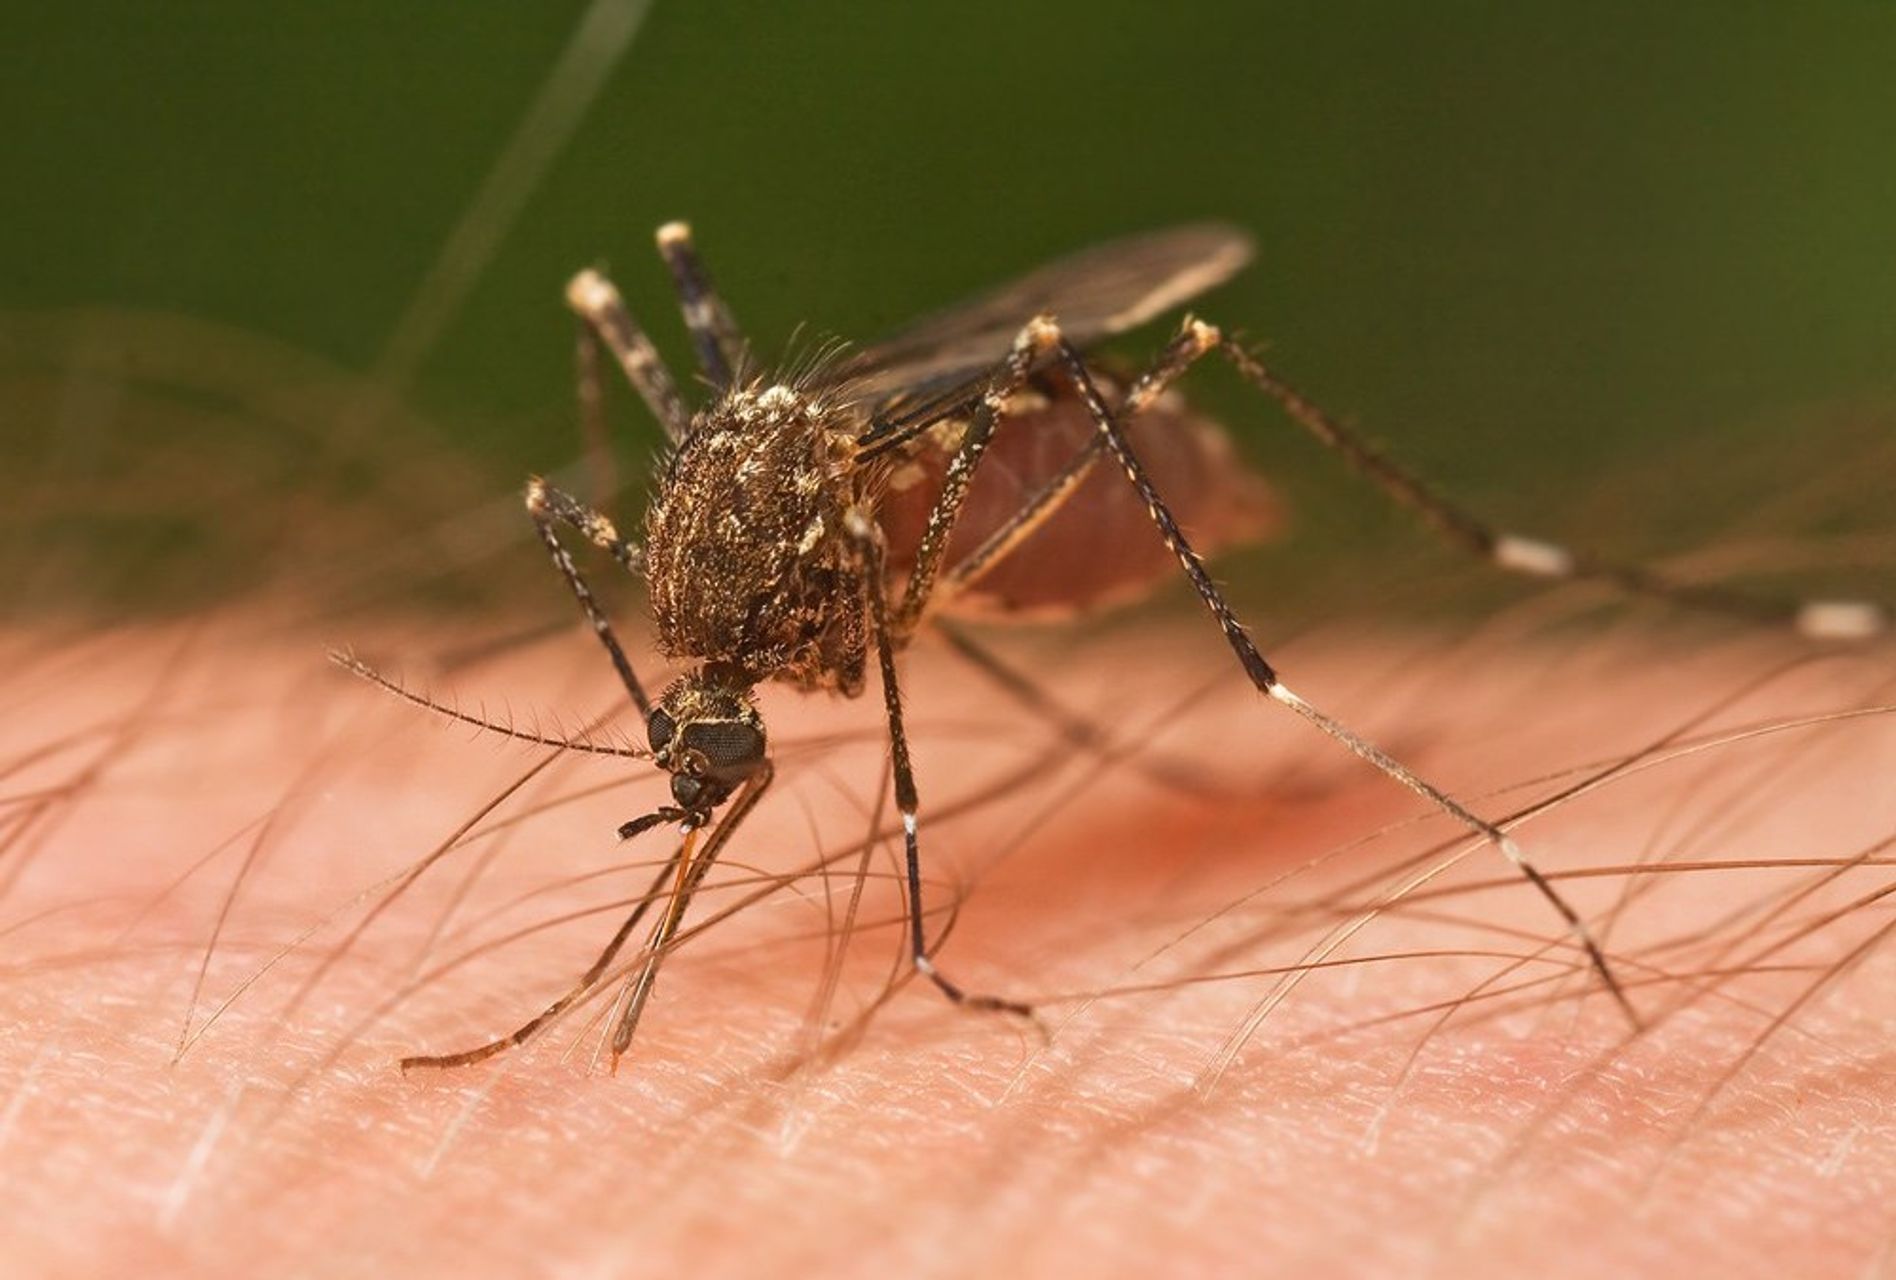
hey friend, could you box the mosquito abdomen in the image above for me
[879,381,1280,620]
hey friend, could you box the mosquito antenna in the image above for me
[329,650,650,759]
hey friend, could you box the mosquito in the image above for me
[385,220,1885,1071]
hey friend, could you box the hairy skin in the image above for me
[3,611,1895,1279]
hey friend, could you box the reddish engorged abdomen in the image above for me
[878,380,1281,620]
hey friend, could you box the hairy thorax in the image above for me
[643,385,869,691]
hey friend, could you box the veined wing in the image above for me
[840,223,1254,445]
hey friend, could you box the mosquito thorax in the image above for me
[643,375,867,694]
[646,669,767,812]
[702,382,859,467]
[725,382,813,422]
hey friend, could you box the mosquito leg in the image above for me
[524,476,652,717]
[846,510,1034,1019]
[888,323,1055,636]
[653,220,750,390]
[605,766,773,1067]
[400,840,687,1071]
[1215,340,1886,641]
[895,317,1233,795]
[885,312,1224,635]
[564,268,693,443]
[526,476,643,575]
[932,317,1223,609]
[1040,324,1643,1029]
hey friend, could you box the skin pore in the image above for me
[4,602,1894,1279]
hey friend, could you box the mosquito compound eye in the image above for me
[680,720,764,773]
[647,708,676,754]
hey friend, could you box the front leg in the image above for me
[845,508,1034,1019]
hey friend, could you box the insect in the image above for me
[387,220,1885,1071]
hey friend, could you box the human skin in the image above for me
[3,609,1894,1279]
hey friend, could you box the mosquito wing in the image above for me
[839,222,1254,441]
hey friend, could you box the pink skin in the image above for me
[3,611,1894,1279]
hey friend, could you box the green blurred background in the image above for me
[6,1,1893,619]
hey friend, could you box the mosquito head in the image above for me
[646,667,767,817]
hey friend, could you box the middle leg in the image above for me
[847,508,1033,1018]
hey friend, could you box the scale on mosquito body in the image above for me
[344,218,1887,1073]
